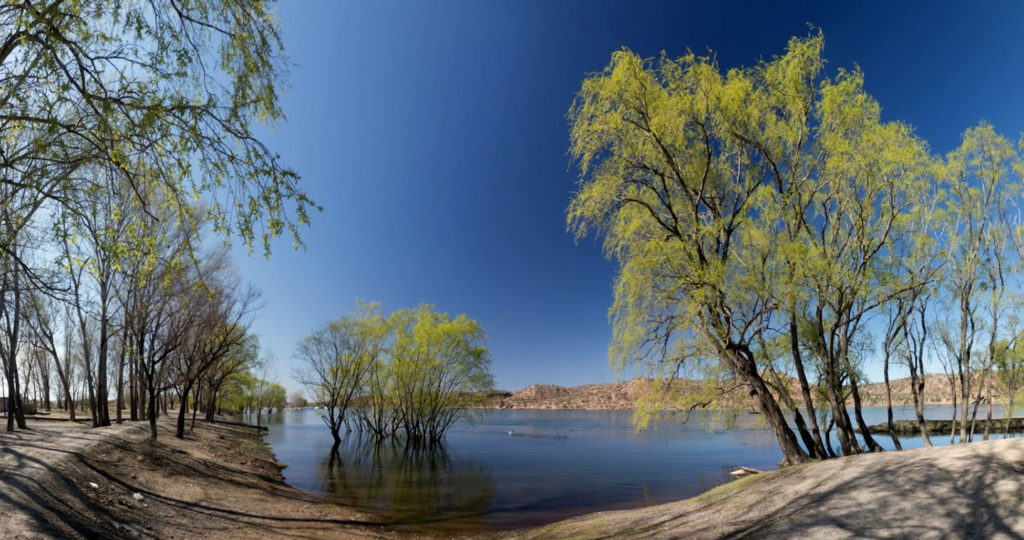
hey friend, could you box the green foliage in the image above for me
[566,32,973,458]
[1,0,317,257]
[219,370,258,414]
[385,304,494,441]
[299,302,494,444]
[568,32,928,387]
[995,339,1024,411]
[218,368,282,416]
[295,302,387,440]
[265,383,287,412]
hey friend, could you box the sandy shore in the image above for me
[500,436,1024,539]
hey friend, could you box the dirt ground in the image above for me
[5,415,1024,539]
[0,416,395,539]
[501,436,1024,539]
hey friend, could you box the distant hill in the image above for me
[485,374,982,410]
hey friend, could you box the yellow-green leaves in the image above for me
[299,303,493,443]
[568,32,951,444]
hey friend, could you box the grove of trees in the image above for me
[297,303,494,448]
[0,1,310,440]
[569,32,1024,463]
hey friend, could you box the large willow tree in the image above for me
[568,33,936,464]
[0,0,316,254]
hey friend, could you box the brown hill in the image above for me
[488,379,657,410]
[487,374,980,411]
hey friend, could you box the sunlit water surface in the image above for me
[261,406,1018,533]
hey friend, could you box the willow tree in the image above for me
[296,304,388,448]
[885,186,943,448]
[568,33,936,463]
[0,1,316,254]
[942,123,1018,443]
[388,305,493,443]
[568,38,812,463]
[792,76,935,455]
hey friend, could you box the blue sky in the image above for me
[235,1,1024,393]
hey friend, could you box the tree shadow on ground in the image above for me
[0,419,395,539]
[593,439,1024,540]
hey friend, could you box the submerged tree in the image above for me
[388,305,493,443]
[300,303,493,447]
[296,303,387,448]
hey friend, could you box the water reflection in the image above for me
[319,435,495,530]
[265,407,1024,533]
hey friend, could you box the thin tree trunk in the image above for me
[148,384,159,440]
[984,365,994,441]
[909,371,932,446]
[176,385,191,439]
[959,290,971,444]
[789,315,826,458]
[950,372,958,444]
[96,276,110,427]
[116,325,129,424]
[883,347,902,450]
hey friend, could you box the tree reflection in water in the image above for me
[320,434,495,531]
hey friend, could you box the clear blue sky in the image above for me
[235,0,1024,394]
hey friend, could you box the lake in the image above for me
[261,406,1018,533]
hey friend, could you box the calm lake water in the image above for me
[261,406,1019,533]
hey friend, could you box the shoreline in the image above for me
[474,402,965,411]
[6,411,1024,538]
[0,415,392,539]
[499,436,1024,539]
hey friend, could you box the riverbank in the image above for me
[0,416,392,539]
[8,412,1024,539]
[500,436,1024,539]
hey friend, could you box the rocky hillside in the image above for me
[487,379,659,410]
[486,374,986,410]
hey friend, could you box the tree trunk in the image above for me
[959,290,970,444]
[190,387,200,432]
[968,394,983,442]
[176,385,191,439]
[909,370,931,446]
[821,348,859,456]
[883,347,902,450]
[116,325,129,424]
[96,281,110,427]
[731,344,807,465]
[984,364,994,441]
[148,388,159,440]
[789,316,826,458]
[1006,390,1015,439]
[206,389,218,423]
[949,372,958,444]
